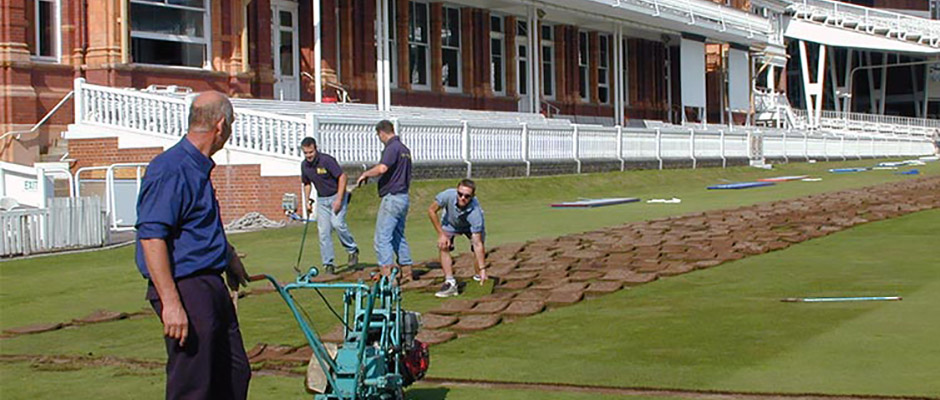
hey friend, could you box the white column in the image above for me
[878,54,888,115]
[528,7,540,114]
[924,62,931,118]
[314,0,323,103]
[381,0,391,111]
[375,0,386,111]
[798,40,826,129]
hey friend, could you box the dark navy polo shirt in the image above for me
[135,137,229,280]
[301,152,343,197]
[377,136,412,197]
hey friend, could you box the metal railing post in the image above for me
[719,129,726,168]
[521,123,531,176]
[461,121,471,178]
[616,125,625,171]
[840,136,846,161]
[782,130,788,163]
[656,128,663,170]
[689,128,696,169]
[74,78,85,123]
[573,125,581,174]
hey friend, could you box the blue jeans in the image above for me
[316,193,358,266]
[374,193,412,267]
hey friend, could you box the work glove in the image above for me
[225,247,249,292]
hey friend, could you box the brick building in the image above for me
[3,0,779,165]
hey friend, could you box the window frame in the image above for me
[440,4,461,93]
[128,0,212,70]
[622,38,630,107]
[541,23,555,100]
[516,20,528,97]
[578,31,590,102]
[598,34,610,104]
[408,1,431,90]
[388,0,398,87]
[30,0,61,62]
[490,14,505,96]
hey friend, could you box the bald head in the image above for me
[188,91,233,134]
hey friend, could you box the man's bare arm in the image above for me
[356,164,388,185]
[140,238,189,346]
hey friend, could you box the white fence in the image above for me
[73,79,937,174]
[0,197,109,257]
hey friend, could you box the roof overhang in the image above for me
[785,19,940,55]
[445,0,774,48]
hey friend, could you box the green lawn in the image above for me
[427,209,940,396]
[2,160,936,331]
[1,159,938,398]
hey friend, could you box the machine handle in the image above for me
[248,274,268,282]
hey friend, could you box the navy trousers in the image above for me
[148,272,251,400]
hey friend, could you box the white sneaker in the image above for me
[472,274,482,282]
[435,281,459,298]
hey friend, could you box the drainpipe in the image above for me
[689,128,696,169]
[461,121,472,178]
[655,128,663,170]
[616,125,625,171]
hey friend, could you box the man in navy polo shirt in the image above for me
[427,179,487,297]
[136,91,251,400]
[300,137,359,271]
[356,120,413,277]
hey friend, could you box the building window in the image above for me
[598,34,610,104]
[388,0,398,86]
[130,0,209,68]
[490,15,505,95]
[30,0,59,60]
[541,24,554,99]
[578,31,589,101]
[622,39,630,106]
[441,6,460,91]
[408,1,429,88]
[516,20,528,96]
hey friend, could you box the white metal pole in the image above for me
[382,0,392,111]
[375,0,385,111]
[314,0,323,103]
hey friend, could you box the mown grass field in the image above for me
[1,159,938,399]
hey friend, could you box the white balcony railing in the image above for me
[72,79,937,172]
[788,0,940,47]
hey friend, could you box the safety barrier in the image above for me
[0,197,108,257]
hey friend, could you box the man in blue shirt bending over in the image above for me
[300,136,359,272]
[427,179,487,297]
[136,91,251,400]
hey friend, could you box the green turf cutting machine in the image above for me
[248,267,429,399]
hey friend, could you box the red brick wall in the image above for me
[67,138,296,223]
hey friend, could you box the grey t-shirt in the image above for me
[435,188,484,233]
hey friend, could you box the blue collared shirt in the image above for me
[435,188,485,234]
[377,136,412,197]
[301,152,343,197]
[135,138,229,279]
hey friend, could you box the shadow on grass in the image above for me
[405,387,450,400]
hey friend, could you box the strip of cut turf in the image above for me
[2,160,935,331]
[426,209,940,397]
